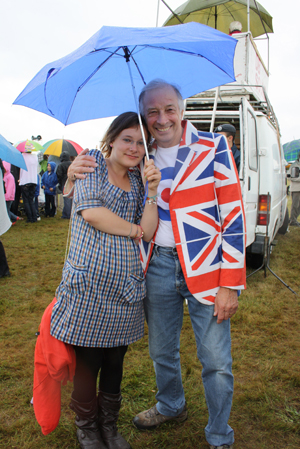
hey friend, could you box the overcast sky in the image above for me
[0,0,299,149]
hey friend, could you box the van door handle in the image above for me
[248,176,251,190]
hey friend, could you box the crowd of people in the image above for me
[0,151,74,278]
[0,150,73,226]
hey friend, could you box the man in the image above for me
[19,151,38,223]
[214,124,240,173]
[289,152,300,226]
[56,151,72,219]
[67,80,246,449]
[229,21,242,36]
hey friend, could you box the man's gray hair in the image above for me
[139,79,185,117]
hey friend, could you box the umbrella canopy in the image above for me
[163,0,273,38]
[0,134,27,170]
[13,23,237,126]
[15,139,44,153]
[43,139,84,157]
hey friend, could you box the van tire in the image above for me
[278,208,289,235]
[246,253,264,269]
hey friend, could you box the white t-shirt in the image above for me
[154,144,179,247]
[19,153,38,186]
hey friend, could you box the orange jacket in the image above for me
[33,297,76,435]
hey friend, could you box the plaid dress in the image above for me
[50,150,146,347]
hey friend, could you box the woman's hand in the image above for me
[143,158,161,195]
[67,148,98,182]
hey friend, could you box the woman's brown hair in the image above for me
[100,112,150,158]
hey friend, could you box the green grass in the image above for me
[0,203,300,449]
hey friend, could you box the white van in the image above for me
[184,31,288,265]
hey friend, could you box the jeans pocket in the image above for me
[122,273,146,304]
[149,246,159,266]
[62,259,88,295]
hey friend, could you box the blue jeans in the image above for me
[6,201,18,222]
[144,245,234,446]
[21,184,37,222]
[62,196,72,219]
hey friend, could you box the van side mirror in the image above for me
[291,166,300,178]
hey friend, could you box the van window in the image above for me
[272,139,280,171]
[247,110,258,171]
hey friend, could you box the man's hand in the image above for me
[67,148,98,182]
[214,287,238,324]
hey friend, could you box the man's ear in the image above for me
[228,135,233,145]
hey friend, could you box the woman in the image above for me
[0,164,11,278]
[50,112,160,449]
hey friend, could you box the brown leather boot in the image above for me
[70,395,107,449]
[98,391,131,449]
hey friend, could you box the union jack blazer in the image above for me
[140,120,246,305]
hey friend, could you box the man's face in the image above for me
[142,86,183,148]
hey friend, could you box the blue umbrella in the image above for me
[13,22,237,158]
[0,134,27,170]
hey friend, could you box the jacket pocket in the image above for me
[62,259,88,295]
[122,273,146,304]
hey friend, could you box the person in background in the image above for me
[229,21,242,36]
[41,162,58,218]
[2,161,22,224]
[34,174,41,221]
[215,123,240,173]
[10,164,21,217]
[19,151,39,223]
[56,151,72,219]
[289,151,300,226]
[39,154,49,176]
[0,168,11,278]
[50,112,160,449]
[66,80,246,449]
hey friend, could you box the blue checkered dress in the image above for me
[50,150,146,347]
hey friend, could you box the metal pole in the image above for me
[156,0,160,27]
[125,51,149,160]
[160,0,184,24]
[253,0,270,71]
[247,0,250,33]
[214,6,217,29]
[210,87,220,132]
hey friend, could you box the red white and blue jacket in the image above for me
[140,120,246,305]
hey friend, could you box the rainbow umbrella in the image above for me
[15,139,44,153]
[42,139,83,158]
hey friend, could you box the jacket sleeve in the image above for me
[56,165,63,184]
[214,135,246,290]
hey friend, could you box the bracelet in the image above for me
[132,225,139,239]
[147,198,157,205]
[127,222,133,239]
[147,193,159,200]
[134,225,144,240]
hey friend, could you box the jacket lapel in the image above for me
[170,121,200,195]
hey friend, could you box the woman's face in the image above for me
[109,126,147,168]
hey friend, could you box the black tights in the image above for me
[73,345,128,403]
